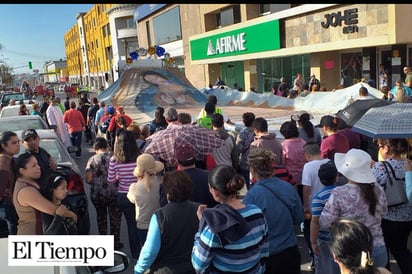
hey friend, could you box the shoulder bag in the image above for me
[381,161,408,207]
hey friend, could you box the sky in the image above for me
[0,4,94,74]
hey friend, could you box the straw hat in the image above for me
[133,153,164,177]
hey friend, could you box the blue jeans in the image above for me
[117,193,140,259]
[70,131,82,157]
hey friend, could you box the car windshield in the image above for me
[0,117,47,132]
[2,93,24,103]
[19,138,72,164]
[0,104,34,118]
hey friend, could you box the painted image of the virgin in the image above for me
[135,69,207,117]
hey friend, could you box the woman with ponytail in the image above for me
[192,165,268,273]
[330,218,391,274]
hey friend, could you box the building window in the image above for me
[216,5,241,28]
[259,4,292,15]
[96,39,99,49]
[153,6,182,45]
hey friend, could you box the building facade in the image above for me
[64,4,139,90]
[65,4,412,93]
[134,4,412,93]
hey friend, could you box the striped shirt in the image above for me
[311,185,335,241]
[107,155,137,193]
[192,204,269,273]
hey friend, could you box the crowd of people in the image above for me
[1,87,412,274]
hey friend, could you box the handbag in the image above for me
[381,161,408,207]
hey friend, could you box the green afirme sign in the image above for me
[190,20,280,61]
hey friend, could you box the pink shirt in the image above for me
[281,138,307,185]
[63,108,85,133]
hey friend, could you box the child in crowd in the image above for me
[310,160,340,274]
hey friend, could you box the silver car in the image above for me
[0,115,54,132]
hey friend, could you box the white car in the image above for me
[0,115,53,132]
[0,104,34,118]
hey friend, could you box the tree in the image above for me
[0,63,15,90]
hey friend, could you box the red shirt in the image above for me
[107,113,132,132]
[320,133,350,160]
[63,108,86,133]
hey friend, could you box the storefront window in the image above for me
[258,54,310,92]
[340,52,363,85]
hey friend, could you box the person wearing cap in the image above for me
[175,143,217,208]
[22,128,57,185]
[134,170,200,274]
[309,160,339,274]
[315,115,349,161]
[107,105,132,150]
[319,149,388,268]
[127,153,164,251]
[308,74,320,92]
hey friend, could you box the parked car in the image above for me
[0,236,129,274]
[0,115,55,132]
[0,104,34,118]
[0,92,29,108]
[15,129,90,235]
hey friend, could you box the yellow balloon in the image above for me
[148,46,156,55]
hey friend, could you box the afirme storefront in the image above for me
[188,4,412,92]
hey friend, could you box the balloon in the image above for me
[129,51,139,60]
[166,57,175,65]
[138,47,147,56]
[156,46,165,57]
[148,46,156,55]
[126,58,133,64]
[164,52,171,59]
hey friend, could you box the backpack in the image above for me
[100,115,112,133]
[381,161,408,207]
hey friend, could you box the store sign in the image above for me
[321,8,358,34]
[190,20,280,61]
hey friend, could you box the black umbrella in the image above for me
[335,99,395,126]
